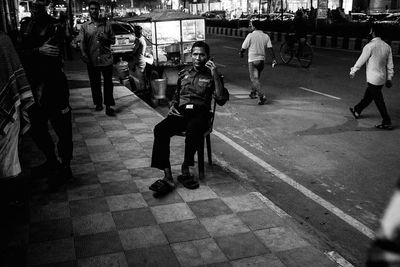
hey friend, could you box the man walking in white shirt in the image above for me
[349,24,394,130]
[240,20,276,105]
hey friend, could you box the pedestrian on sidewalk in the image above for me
[17,0,73,186]
[239,19,277,105]
[349,24,394,130]
[131,25,147,92]
[79,0,116,116]
[149,41,229,197]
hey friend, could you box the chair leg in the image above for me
[206,134,212,165]
[198,137,205,180]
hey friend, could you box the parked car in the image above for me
[368,12,390,22]
[269,12,294,21]
[249,14,270,21]
[376,12,400,24]
[350,12,370,22]
[111,21,136,54]
[202,10,226,20]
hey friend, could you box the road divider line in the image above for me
[213,130,375,239]
[299,86,341,100]
[223,46,239,50]
[215,63,226,68]
[325,251,354,267]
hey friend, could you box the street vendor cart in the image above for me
[118,10,206,106]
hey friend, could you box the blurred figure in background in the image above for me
[367,178,400,266]
[18,0,73,188]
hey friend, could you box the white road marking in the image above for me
[299,87,341,100]
[215,63,226,68]
[325,251,354,267]
[213,130,376,239]
[214,154,353,266]
[251,192,292,218]
[223,46,239,50]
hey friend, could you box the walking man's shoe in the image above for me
[105,106,115,116]
[258,95,267,105]
[249,91,257,99]
[95,104,103,111]
[375,124,393,130]
[349,107,360,119]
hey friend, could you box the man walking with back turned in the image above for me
[240,19,276,105]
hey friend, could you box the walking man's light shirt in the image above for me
[241,30,272,62]
[350,37,394,86]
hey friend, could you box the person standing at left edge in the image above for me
[80,1,116,116]
[17,0,73,185]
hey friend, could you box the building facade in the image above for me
[188,0,399,15]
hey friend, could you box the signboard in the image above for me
[317,0,328,19]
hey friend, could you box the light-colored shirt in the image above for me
[80,19,115,67]
[350,37,394,86]
[132,36,147,72]
[241,30,272,62]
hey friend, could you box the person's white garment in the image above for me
[350,37,394,86]
[0,111,21,178]
[132,36,147,72]
[241,30,272,62]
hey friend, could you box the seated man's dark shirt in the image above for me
[170,67,229,111]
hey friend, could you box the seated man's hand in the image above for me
[168,106,182,117]
[205,58,218,76]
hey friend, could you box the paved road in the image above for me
[184,34,400,266]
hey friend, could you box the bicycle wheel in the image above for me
[297,43,313,68]
[279,42,293,64]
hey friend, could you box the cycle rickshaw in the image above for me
[118,10,206,106]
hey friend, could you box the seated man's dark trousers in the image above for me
[151,106,209,170]
[354,83,391,125]
[87,64,115,107]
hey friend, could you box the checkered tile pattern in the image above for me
[21,74,338,266]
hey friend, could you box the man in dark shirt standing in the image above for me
[149,41,229,196]
[80,1,115,116]
[18,0,73,185]
[292,10,307,56]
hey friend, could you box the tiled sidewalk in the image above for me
[15,62,340,266]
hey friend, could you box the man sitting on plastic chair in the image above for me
[149,41,229,197]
